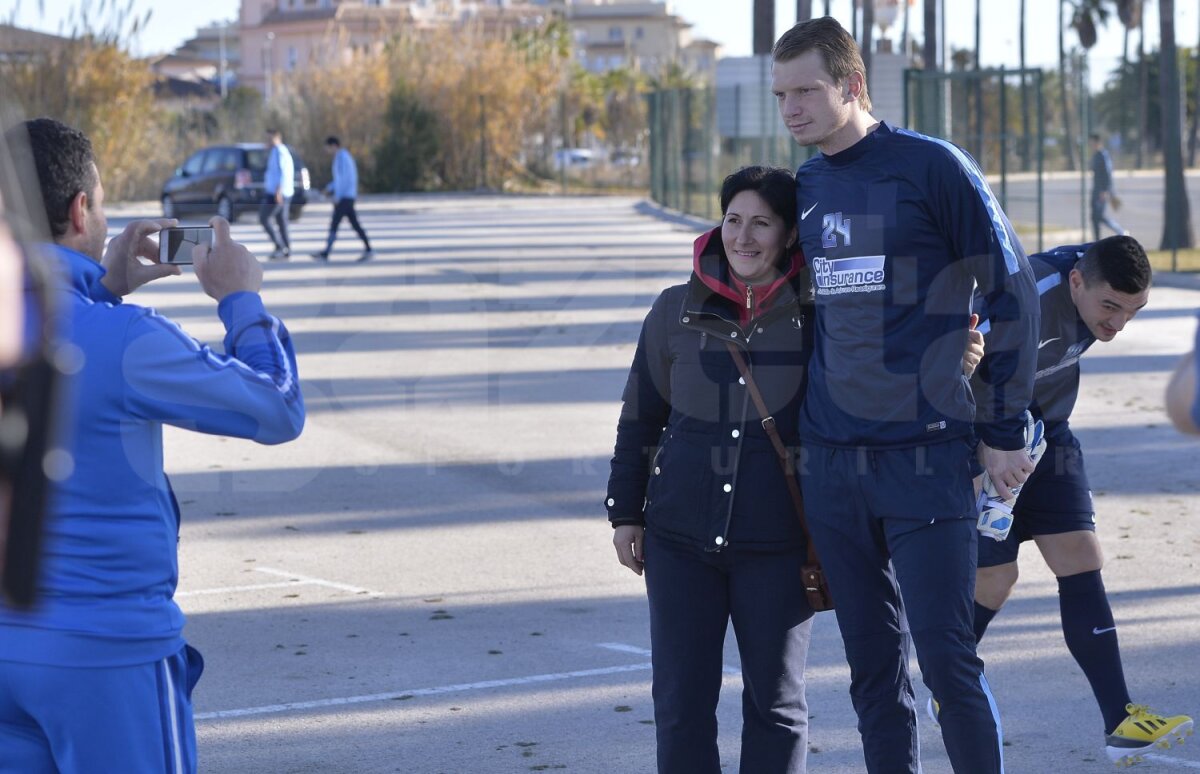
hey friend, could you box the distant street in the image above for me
[996,169,1200,252]
[105,195,1200,773]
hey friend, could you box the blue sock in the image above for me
[1058,570,1133,733]
[973,601,998,643]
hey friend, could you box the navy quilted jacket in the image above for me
[605,228,812,551]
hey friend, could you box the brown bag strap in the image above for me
[724,342,820,566]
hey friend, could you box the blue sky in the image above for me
[5,0,1195,93]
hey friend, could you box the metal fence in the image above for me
[646,58,1117,254]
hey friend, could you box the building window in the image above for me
[608,26,623,42]
[635,26,644,40]
[287,46,298,71]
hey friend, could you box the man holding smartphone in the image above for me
[0,117,305,774]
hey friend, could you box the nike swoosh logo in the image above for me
[1093,626,1117,635]
[1038,337,1061,349]
[801,201,819,220]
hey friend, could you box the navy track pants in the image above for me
[801,444,1004,774]
[643,529,814,773]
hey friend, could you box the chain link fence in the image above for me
[644,56,1133,254]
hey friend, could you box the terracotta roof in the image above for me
[0,24,73,56]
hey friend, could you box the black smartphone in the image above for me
[159,226,214,265]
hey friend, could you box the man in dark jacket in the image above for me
[1090,133,1126,241]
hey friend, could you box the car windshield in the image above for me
[245,149,268,170]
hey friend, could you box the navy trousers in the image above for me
[801,443,1003,774]
[643,528,814,774]
[325,198,371,252]
[1091,193,1123,240]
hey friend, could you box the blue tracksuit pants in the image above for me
[0,644,204,774]
[643,529,814,773]
[800,443,1004,774]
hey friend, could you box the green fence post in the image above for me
[999,66,1008,209]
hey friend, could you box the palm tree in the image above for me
[924,0,937,71]
[1158,0,1194,248]
[1020,0,1032,170]
[862,0,875,84]
[1136,5,1148,168]
[1059,0,1077,170]
[1057,0,1112,172]
[1115,1,1141,160]
[973,0,983,165]
[1188,8,1200,166]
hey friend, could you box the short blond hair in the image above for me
[773,17,872,112]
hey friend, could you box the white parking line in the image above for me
[597,642,741,677]
[195,662,653,721]
[177,581,304,599]
[254,566,382,595]
[1142,754,1200,770]
[177,567,382,599]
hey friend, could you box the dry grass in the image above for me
[1147,249,1200,273]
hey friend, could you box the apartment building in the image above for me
[235,0,716,96]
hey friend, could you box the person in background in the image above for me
[261,127,294,260]
[0,117,304,773]
[311,136,373,263]
[1090,133,1126,241]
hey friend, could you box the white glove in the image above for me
[977,410,1047,542]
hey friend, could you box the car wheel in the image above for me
[288,207,302,223]
[217,196,237,223]
[162,196,176,219]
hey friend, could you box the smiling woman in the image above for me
[722,188,797,286]
[605,165,816,773]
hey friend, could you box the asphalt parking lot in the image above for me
[107,194,1200,773]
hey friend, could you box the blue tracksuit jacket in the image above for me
[976,244,1096,446]
[0,245,304,667]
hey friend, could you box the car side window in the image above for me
[245,149,268,170]
[182,151,206,176]
[203,149,238,173]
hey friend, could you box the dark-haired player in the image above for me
[960,235,1193,766]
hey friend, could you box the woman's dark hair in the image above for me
[719,166,798,231]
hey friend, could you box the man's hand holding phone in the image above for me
[192,216,262,302]
[100,219,181,297]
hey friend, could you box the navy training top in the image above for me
[976,244,1096,445]
[794,122,1039,451]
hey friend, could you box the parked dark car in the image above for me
[161,143,310,223]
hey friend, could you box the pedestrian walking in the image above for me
[261,127,294,260]
[1090,133,1127,241]
[311,136,373,263]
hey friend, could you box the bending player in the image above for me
[961,235,1193,766]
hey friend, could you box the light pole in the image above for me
[218,23,228,100]
[263,31,275,103]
